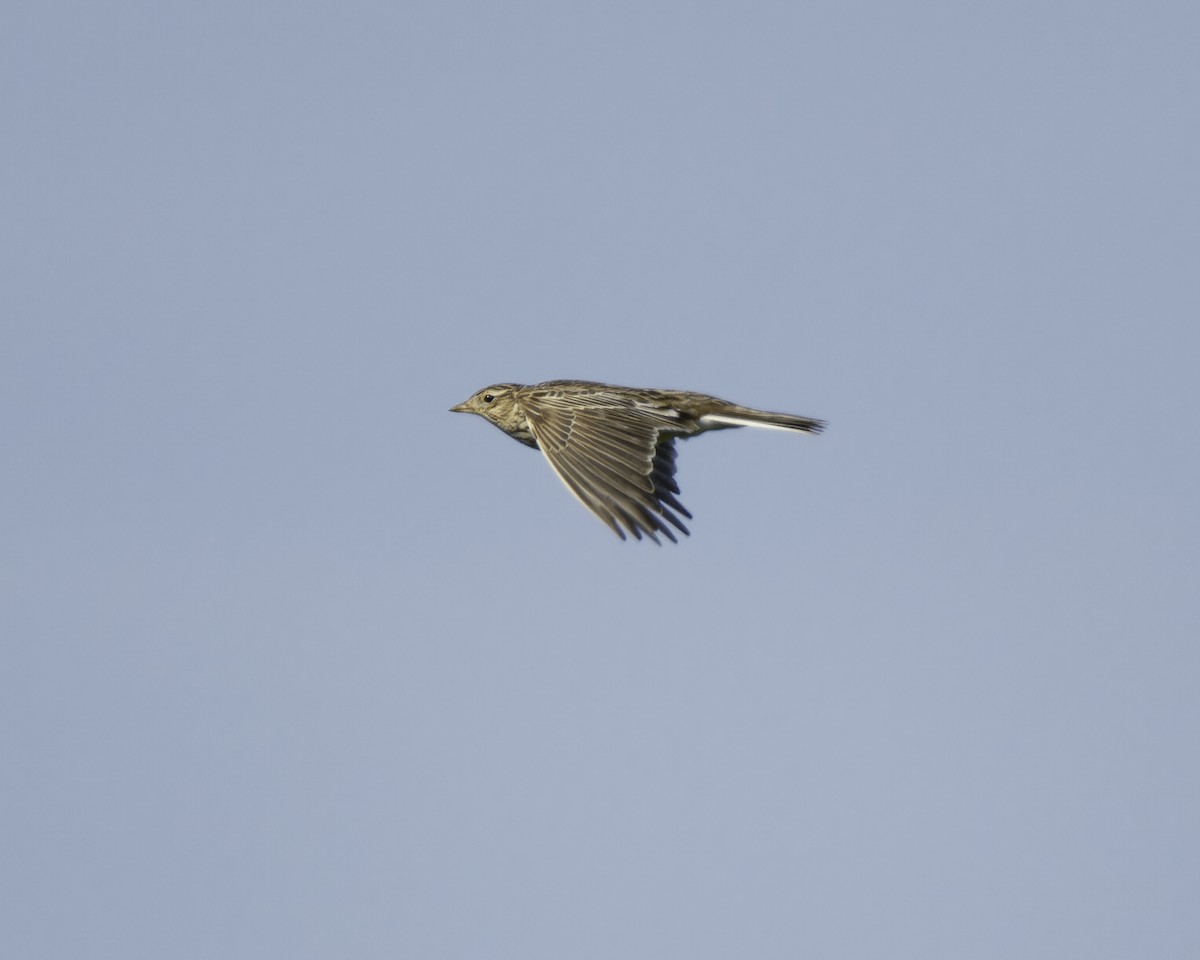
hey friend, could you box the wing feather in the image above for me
[523,394,691,542]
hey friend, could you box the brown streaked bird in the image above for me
[450,379,824,543]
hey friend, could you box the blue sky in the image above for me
[3,2,1198,957]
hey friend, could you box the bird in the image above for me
[450,379,824,543]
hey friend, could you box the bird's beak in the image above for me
[449,401,469,413]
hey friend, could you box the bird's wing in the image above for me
[522,394,692,543]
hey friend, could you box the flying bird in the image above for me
[450,379,824,543]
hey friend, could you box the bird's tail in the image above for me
[700,405,826,434]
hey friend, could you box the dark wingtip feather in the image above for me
[647,438,692,541]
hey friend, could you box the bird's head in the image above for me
[450,383,526,433]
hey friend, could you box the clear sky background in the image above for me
[3,2,1197,957]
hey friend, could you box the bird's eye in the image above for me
[483,394,495,403]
